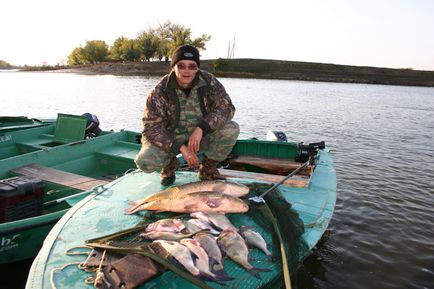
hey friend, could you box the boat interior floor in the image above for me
[10,163,109,191]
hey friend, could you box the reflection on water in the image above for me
[1,71,434,289]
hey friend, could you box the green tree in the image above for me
[67,21,211,64]
[67,47,85,65]
[82,40,109,64]
[136,30,160,61]
[68,40,109,65]
[110,37,140,61]
[0,60,12,69]
[153,20,211,61]
[110,37,127,61]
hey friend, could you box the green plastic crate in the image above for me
[53,114,86,144]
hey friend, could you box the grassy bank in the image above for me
[24,59,434,87]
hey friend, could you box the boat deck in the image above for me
[26,150,336,289]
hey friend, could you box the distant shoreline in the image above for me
[17,59,434,87]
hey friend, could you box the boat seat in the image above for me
[10,164,109,191]
[95,141,141,163]
[228,155,312,175]
[218,168,309,188]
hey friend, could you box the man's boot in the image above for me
[160,157,178,186]
[198,155,225,181]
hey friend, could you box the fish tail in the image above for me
[209,258,232,281]
[213,269,234,281]
[211,262,224,272]
[124,201,154,214]
[248,266,271,279]
[199,272,227,285]
[124,203,142,214]
[264,250,273,261]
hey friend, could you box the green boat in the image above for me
[25,138,336,289]
[0,114,141,264]
[0,116,55,133]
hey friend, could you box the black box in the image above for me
[0,177,44,223]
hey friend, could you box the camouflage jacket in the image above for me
[141,70,236,153]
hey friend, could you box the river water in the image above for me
[1,71,433,289]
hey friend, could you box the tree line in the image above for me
[0,60,13,69]
[67,21,211,65]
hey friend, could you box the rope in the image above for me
[65,246,92,256]
[257,203,292,289]
[50,262,82,289]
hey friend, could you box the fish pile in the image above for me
[125,180,250,214]
[141,211,272,283]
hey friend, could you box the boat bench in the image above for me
[228,155,312,175]
[219,168,309,188]
[95,140,140,163]
[10,163,109,191]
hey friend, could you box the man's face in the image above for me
[173,60,198,88]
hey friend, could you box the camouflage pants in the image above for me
[135,121,240,173]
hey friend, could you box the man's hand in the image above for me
[180,144,199,167]
[188,127,203,154]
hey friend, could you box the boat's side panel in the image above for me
[0,117,55,133]
[0,131,141,264]
[280,150,336,249]
[0,210,68,263]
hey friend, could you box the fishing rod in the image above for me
[248,160,309,205]
[248,140,325,205]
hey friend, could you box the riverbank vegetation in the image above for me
[58,59,434,87]
[0,60,13,69]
[67,21,210,65]
[7,19,434,87]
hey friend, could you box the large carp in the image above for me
[125,191,249,214]
[127,180,249,210]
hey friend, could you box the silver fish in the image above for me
[180,238,218,280]
[193,232,225,273]
[239,226,272,259]
[217,229,270,279]
[190,211,237,231]
[153,240,200,276]
[186,219,221,235]
[140,231,197,241]
[145,218,185,233]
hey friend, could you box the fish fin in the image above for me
[209,258,233,281]
[189,251,199,263]
[239,225,256,231]
[248,266,271,279]
[214,269,233,281]
[128,199,138,206]
[184,204,197,211]
[124,204,142,214]
[124,199,146,214]
[198,273,227,285]
[124,201,160,214]
[206,198,223,208]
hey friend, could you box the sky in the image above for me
[1,0,433,70]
